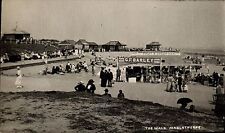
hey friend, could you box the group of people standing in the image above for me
[115,67,127,82]
[193,72,223,87]
[100,68,114,87]
[166,74,188,93]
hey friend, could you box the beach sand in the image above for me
[0,52,224,132]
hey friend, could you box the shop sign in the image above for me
[119,57,161,64]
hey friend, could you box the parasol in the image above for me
[177,98,193,109]
[177,98,193,104]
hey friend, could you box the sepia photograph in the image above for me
[0,0,225,132]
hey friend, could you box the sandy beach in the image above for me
[1,53,224,113]
[0,52,224,132]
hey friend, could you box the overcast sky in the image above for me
[2,0,225,50]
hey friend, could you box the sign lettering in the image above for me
[119,57,161,64]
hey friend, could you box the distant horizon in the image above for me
[2,0,225,50]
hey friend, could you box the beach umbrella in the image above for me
[177,98,193,105]
[177,98,193,109]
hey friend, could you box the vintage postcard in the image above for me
[0,0,224,132]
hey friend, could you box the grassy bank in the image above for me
[0,91,223,132]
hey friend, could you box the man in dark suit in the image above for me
[100,68,107,87]
[107,69,113,87]
[116,68,121,82]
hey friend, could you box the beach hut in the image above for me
[102,41,126,51]
[75,39,98,52]
[2,30,30,43]
[88,42,99,52]
[146,42,161,51]
[58,40,76,50]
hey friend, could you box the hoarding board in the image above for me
[118,57,161,64]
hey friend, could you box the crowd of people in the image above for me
[184,55,205,64]
[166,74,189,93]
[112,65,224,94]
[114,65,192,84]
[193,72,224,87]
[0,48,84,63]
[114,65,224,86]
[41,60,95,75]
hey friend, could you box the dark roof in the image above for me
[146,42,161,46]
[76,39,89,45]
[5,30,30,35]
[88,42,98,46]
[103,41,126,46]
[40,39,59,42]
[76,39,98,46]
[60,40,76,45]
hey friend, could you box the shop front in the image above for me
[117,56,200,83]
[118,57,162,83]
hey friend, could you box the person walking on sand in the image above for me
[91,61,95,76]
[182,79,188,93]
[107,69,113,87]
[166,75,172,92]
[83,61,88,72]
[170,77,175,92]
[100,68,108,87]
[100,67,106,87]
[178,75,183,92]
[15,66,23,89]
[116,68,121,82]
[121,67,126,82]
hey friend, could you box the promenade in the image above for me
[0,55,80,71]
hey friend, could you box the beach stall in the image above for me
[116,51,202,83]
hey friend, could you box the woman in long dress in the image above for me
[15,66,23,88]
[166,75,173,92]
[121,67,126,82]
